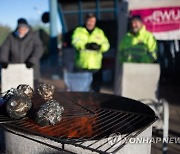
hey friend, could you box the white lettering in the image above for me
[169,137,174,144]
[129,137,136,144]
[173,9,180,20]
[153,10,162,22]
[135,137,144,143]
[108,133,180,146]
[144,9,180,23]
[174,137,180,144]
[142,137,149,143]
[155,137,161,143]
[150,138,157,144]
[163,137,169,143]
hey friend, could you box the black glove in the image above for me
[86,43,101,50]
[26,62,34,68]
[1,62,8,69]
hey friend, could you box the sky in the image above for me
[0,0,50,29]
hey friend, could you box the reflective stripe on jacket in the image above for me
[119,26,157,63]
[72,26,110,69]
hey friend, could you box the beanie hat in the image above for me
[17,18,29,27]
[131,15,143,22]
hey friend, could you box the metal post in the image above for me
[114,0,119,20]
[114,1,128,94]
[96,0,100,20]
[78,0,83,25]
[58,3,67,34]
[49,0,58,65]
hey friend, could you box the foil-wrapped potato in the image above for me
[6,95,32,119]
[37,83,55,101]
[17,84,34,99]
[3,84,33,102]
[35,100,64,126]
[3,84,33,119]
[3,88,18,102]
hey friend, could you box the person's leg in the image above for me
[92,70,102,92]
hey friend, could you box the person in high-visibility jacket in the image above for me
[118,15,157,63]
[72,14,110,70]
[71,13,110,92]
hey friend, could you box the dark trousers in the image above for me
[92,69,102,92]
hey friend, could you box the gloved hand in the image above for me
[1,62,8,69]
[26,62,34,68]
[85,42,101,50]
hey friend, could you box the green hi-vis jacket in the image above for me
[118,26,157,63]
[71,26,110,70]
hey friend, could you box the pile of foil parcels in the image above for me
[0,83,64,126]
[35,83,64,126]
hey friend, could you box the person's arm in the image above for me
[0,35,11,63]
[71,27,87,51]
[27,32,44,65]
[147,34,157,61]
[98,29,110,53]
[118,36,128,63]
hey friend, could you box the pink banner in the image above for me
[130,7,180,33]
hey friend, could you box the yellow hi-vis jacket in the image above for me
[118,26,157,63]
[71,26,110,70]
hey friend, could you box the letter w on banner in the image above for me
[130,7,180,40]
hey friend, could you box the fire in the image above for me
[22,116,97,139]
[66,116,96,138]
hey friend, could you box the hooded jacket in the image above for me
[119,26,157,63]
[0,27,44,79]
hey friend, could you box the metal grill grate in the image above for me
[59,95,95,116]
[0,107,156,154]
[0,114,25,124]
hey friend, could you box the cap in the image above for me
[17,18,29,27]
